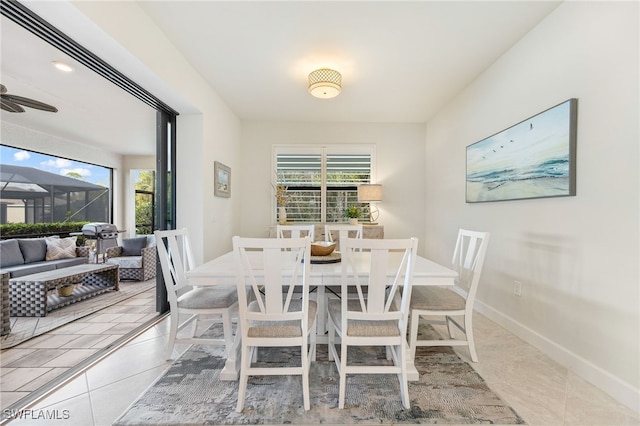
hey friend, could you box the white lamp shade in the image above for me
[358,184,383,202]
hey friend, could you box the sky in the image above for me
[0,144,111,187]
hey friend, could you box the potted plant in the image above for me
[344,206,361,225]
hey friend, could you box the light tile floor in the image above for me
[2,280,156,350]
[2,294,638,425]
[0,282,157,412]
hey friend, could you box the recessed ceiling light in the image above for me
[52,61,73,72]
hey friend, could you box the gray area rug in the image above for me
[115,323,524,425]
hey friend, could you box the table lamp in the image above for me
[357,184,383,224]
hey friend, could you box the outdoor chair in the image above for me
[409,229,489,362]
[155,228,237,360]
[106,235,156,281]
[327,237,418,409]
[233,236,317,412]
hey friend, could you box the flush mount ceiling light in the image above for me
[308,68,342,99]
[52,61,73,72]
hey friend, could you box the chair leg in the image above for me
[189,314,199,338]
[310,319,317,362]
[327,318,335,362]
[236,343,251,412]
[338,341,348,409]
[166,312,179,360]
[317,286,327,335]
[446,315,456,338]
[465,314,478,362]
[409,310,420,361]
[301,341,311,410]
[221,310,233,357]
[399,343,410,409]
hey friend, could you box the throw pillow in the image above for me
[0,239,25,267]
[45,237,78,261]
[145,234,156,248]
[18,238,48,263]
[121,236,148,256]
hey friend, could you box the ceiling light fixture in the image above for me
[308,68,342,99]
[52,61,73,72]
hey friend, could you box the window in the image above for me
[0,145,112,224]
[273,145,375,223]
[134,170,155,235]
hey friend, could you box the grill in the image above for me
[81,222,121,255]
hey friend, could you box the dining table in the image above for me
[186,250,458,381]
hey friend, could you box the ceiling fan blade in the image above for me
[2,94,58,113]
[1,99,25,113]
[0,84,7,94]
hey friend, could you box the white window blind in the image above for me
[274,146,374,223]
[276,153,322,222]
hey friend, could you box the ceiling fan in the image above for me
[1,84,58,113]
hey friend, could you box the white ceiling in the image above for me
[0,15,157,156]
[0,1,561,157]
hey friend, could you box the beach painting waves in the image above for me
[466,99,577,203]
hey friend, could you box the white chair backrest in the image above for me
[341,237,418,328]
[452,229,490,303]
[154,228,196,304]
[324,224,363,251]
[233,236,311,327]
[276,224,315,241]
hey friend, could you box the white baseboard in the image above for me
[474,299,639,414]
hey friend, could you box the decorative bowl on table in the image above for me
[310,241,336,256]
[57,284,75,297]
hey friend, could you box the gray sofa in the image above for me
[0,238,90,278]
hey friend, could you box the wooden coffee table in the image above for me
[9,264,119,317]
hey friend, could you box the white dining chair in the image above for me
[232,236,317,412]
[155,228,237,360]
[321,223,364,326]
[276,224,315,241]
[324,223,362,252]
[327,237,418,409]
[409,229,489,362]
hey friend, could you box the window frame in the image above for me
[272,144,376,223]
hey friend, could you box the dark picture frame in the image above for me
[466,98,577,203]
[214,161,231,198]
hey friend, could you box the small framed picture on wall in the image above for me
[214,161,231,198]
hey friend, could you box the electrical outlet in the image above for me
[514,281,522,296]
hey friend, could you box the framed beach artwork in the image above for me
[214,161,231,198]
[466,98,577,203]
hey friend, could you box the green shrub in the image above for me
[0,222,90,245]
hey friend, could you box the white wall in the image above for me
[424,1,639,410]
[239,122,427,251]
